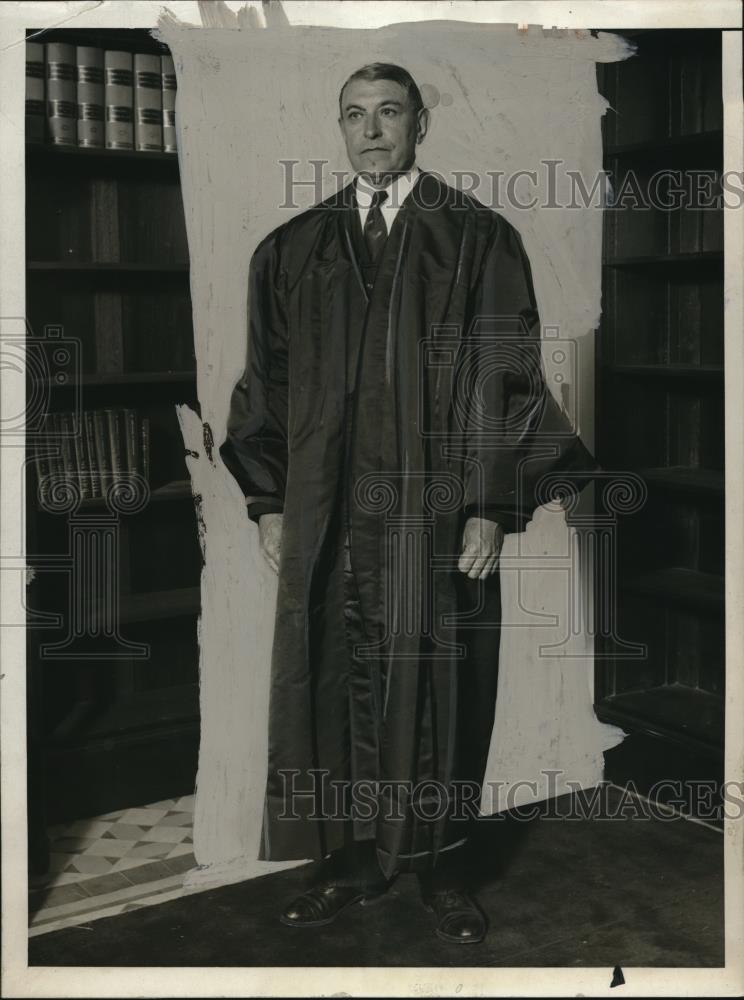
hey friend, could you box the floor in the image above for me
[28,795,196,937]
[28,786,724,967]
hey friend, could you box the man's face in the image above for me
[338,77,429,182]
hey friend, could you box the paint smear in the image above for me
[157,13,631,887]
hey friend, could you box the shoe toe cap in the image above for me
[281,890,326,924]
[281,901,309,923]
[443,912,484,940]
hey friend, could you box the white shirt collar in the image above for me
[355,166,421,231]
[355,165,420,208]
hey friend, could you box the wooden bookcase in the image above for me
[594,29,724,806]
[26,28,201,869]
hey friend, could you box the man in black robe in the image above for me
[220,62,599,943]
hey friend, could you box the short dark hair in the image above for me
[338,63,424,116]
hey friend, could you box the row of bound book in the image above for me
[36,409,151,504]
[26,42,176,153]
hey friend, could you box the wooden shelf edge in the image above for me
[75,479,193,511]
[88,586,201,626]
[595,684,724,754]
[605,251,723,269]
[604,129,724,159]
[36,480,194,515]
[602,363,723,380]
[28,261,190,274]
[638,466,724,497]
[45,370,197,388]
[26,142,178,166]
[621,567,724,613]
[148,479,193,502]
[595,703,724,757]
[49,686,200,744]
[48,719,200,757]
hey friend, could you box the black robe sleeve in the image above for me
[458,215,600,534]
[219,231,289,524]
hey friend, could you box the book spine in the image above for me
[105,409,124,483]
[93,410,110,493]
[48,413,65,483]
[26,42,45,143]
[71,413,92,498]
[85,411,101,497]
[140,418,150,484]
[46,42,77,146]
[124,409,140,475]
[161,54,177,154]
[701,47,723,132]
[678,51,703,136]
[134,52,162,152]
[58,412,76,491]
[34,441,51,507]
[104,50,133,150]
[76,45,104,148]
[702,171,723,253]
[676,208,702,255]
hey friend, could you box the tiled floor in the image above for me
[28,786,724,967]
[29,795,196,937]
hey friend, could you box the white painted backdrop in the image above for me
[156,10,629,889]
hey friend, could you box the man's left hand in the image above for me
[458,516,504,580]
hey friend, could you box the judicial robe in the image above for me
[220,170,600,879]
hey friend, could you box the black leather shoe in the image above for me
[279,881,387,928]
[423,888,487,944]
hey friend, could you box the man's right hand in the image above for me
[258,512,283,573]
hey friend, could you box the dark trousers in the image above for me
[320,837,471,894]
[313,395,499,893]
[311,503,499,893]
[310,526,495,894]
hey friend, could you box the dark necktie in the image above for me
[363,188,388,265]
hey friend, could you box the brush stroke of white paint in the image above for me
[156,14,630,889]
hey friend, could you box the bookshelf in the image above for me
[595,29,725,810]
[25,28,200,872]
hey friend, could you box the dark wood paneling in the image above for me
[117,176,189,264]
[595,29,724,771]
[26,28,202,857]
[45,721,200,825]
[600,729,723,823]
[128,504,203,593]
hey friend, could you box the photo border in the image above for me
[1,2,742,997]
